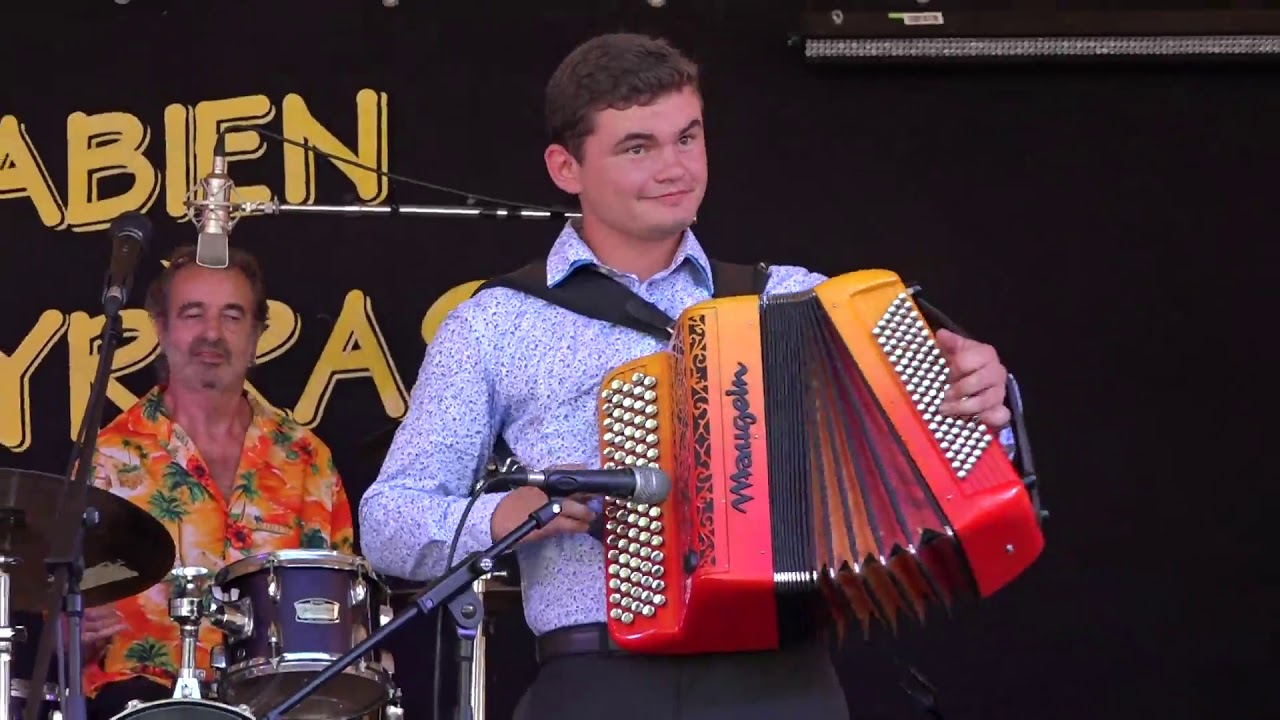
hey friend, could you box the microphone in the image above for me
[492,466,671,505]
[101,211,153,316]
[194,133,233,268]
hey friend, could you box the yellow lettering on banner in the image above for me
[194,96,278,207]
[242,299,303,415]
[64,111,162,232]
[293,290,406,427]
[0,115,68,228]
[0,311,69,451]
[163,103,197,221]
[6,89,391,226]
[421,280,484,345]
[282,89,390,205]
[65,310,159,442]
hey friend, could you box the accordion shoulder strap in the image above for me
[472,258,771,342]
[471,257,769,465]
[710,260,772,300]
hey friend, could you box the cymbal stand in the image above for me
[0,555,25,720]
[168,568,212,699]
[23,308,124,720]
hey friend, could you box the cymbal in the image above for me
[0,467,177,612]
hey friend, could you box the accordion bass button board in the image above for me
[597,269,1045,655]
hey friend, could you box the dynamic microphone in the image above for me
[194,133,233,268]
[101,211,153,317]
[493,465,671,505]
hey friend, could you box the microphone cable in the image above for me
[432,476,497,720]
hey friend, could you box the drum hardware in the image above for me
[9,680,61,720]
[382,687,403,720]
[1,556,28,720]
[114,698,255,719]
[212,549,395,719]
[167,567,214,700]
[259,501,564,720]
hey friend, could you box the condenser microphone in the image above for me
[194,134,232,268]
[492,466,671,505]
[101,211,153,316]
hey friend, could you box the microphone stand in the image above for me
[22,304,125,720]
[260,500,564,720]
[236,198,580,221]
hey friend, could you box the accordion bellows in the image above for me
[597,269,1044,655]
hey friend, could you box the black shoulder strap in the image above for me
[472,258,771,466]
[474,262,674,342]
[709,260,771,299]
[473,259,772,338]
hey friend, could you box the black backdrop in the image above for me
[0,1,1270,719]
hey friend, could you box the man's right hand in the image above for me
[491,485,596,544]
[77,605,127,667]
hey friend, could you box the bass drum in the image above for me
[111,699,255,719]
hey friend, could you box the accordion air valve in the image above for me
[598,269,1044,655]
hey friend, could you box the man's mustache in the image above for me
[188,340,230,358]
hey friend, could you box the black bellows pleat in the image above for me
[758,290,964,638]
[760,294,813,578]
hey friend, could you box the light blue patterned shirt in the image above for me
[359,222,1015,636]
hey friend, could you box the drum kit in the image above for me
[0,467,406,720]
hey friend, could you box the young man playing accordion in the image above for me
[361,33,1023,720]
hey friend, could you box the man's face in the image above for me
[154,265,260,392]
[551,85,707,243]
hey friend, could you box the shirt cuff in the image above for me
[998,425,1017,461]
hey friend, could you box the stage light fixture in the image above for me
[792,4,1280,64]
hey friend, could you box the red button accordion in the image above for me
[596,269,1044,655]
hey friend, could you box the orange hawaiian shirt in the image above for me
[82,385,355,697]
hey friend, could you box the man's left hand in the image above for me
[934,329,1011,428]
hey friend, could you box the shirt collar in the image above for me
[544,220,714,291]
[134,384,268,434]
